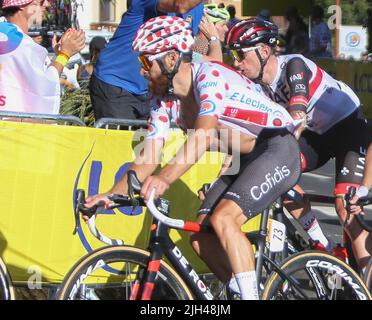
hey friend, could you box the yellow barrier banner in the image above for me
[0,121,260,284]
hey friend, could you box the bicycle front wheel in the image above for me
[0,257,15,300]
[262,251,371,300]
[57,245,193,300]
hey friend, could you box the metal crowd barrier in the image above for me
[0,111,86,126]
[94,118,148,130]
[94,118,179,131]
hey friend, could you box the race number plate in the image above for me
[267,219,286,253]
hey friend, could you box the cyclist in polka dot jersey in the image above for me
[85,16,303,300]
[147,61,303,141]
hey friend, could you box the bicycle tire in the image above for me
[0,257,15,300]
[262,251,371,300]
[362,258,372,294]
[57,245,194,300]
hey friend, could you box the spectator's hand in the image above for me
[215,21,228,41]
[82,192,111,222]
[60,28,86,57]
[199,14,220,41]
[52,33,61,54]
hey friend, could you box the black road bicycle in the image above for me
[57,171,371,300]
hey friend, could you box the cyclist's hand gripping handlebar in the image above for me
[73,171,145,245]
[345,186,372,232]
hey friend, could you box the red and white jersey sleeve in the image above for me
[145,97,174,141]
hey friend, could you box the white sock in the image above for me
[228,277,241,295]
[235,271,259,300]
[299,211,333,251]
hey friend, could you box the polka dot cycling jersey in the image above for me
[145,61,303,141]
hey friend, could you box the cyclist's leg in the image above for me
[332,109,372,270]
[285,132,333,251]
[190,175,235,283]
[210,200,257,300]
[210,131,301,299]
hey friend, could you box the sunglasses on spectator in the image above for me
[137,51,170,72]
[229,45,263,62]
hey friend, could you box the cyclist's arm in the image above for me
[157,65,227,184]
[157,0,202,14]
[218,153,233,176]
[285,57,312,137]
[157,115,218,184]
[100,99,171,196]
[109,139,164,195]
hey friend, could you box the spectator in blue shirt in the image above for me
[309,5,332,58]
[90,0,204,121]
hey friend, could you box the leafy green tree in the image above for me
[313,0,371,25]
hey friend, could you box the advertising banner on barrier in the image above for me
[339,25,368,60]
[0,121,260,284]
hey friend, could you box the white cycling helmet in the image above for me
[132,16,194,55]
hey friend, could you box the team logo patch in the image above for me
[346,32,360,47]
[289,72,304,82]
[199,100,216,116]
[147,122,158,137]
[0,23,23,55]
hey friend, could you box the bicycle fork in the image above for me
[130,220,166,300]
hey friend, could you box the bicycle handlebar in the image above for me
[75,171,208,244]
[345,186,372,232]
[74,190,124,246]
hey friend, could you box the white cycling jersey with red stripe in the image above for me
[146,61,302,141]
[262,54,360,134]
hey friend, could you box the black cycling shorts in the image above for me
[299,109,372,195]
[198,130,302,220]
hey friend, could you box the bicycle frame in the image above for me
[131,203,313,300]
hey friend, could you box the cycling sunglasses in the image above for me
[229,45,263,62]
[138,52,169,72]
[138,55,153,72]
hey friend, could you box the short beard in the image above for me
[149,73,170,97]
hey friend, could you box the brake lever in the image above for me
[73,189,85,235]
[344,187,357,226]
[73,189,106,234]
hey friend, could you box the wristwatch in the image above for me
[209,36,219,44]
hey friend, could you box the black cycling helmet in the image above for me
[225,18,279,50]
[225,18,279,82]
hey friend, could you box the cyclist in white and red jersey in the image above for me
[84,16,303,299]
[226,18,372,270]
